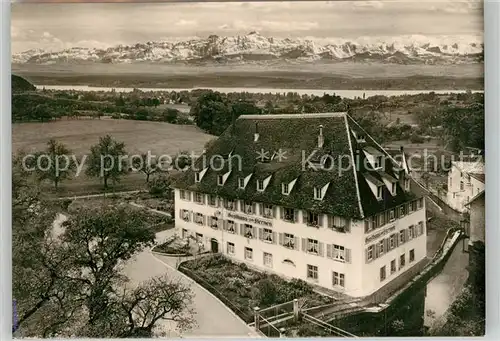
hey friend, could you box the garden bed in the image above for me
[132,196,174,213]
[178,254,331,323]
[152,237,192,256]
[66,197,174,232]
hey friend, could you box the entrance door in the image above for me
[210,238,219,253]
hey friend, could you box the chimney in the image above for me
[254,122,259,142]
[318,125,324,148]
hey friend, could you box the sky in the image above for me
[11,0,483,54]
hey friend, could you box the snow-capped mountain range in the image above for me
[12,32,483,65]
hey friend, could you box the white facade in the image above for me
[174,189,427,298]
[446,162,485,213]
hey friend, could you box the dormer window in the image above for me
[363,147,384,170]
[314,187,322,200]
[404,178,410,191]
[238,177,245,189]
[353,130,366,143]
[257,180,265,191]
[282,183,289,195]
[377,186,383,200]
[217,170,231,186]
[257,175,272,192]
[195,167,208,183]
[391,183,397,195]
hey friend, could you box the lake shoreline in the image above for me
[34,84,483,99]
[23,75,483,92]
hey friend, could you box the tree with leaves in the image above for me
[441,102,484,152]
[147,173,172,198]
[34,139,76,190]
[162,108,180,123]
[132,153,158,183]
[191,91,233,135]
[86,135,128,189]
[13,198,196,338]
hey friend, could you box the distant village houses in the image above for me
[445,161,485,213]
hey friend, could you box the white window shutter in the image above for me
[295,237,300,250]
[319,214,324,227]
[318,242,324,257]
[259,228,264,240]
[301,238,307,252]
[253,226,258,238]
[279,233,284,245]
[279,207,284,219]
[272,232,277,244]
[345,220,351,233]
[326,244,333,258]
[345,248,351,263]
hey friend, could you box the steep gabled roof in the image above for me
[173,113,420,219]
[470,173,485,184]
[465,190,485,207]
[453,161,485,175]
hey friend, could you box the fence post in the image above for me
[293,299,299,320]
[279,327,286,337]
[254,307,260,332]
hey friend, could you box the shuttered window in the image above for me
[366,245,375,263]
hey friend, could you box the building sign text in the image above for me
[227,212,273,227]
[365,225,396,244]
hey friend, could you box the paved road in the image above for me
[123,230,258,338]
[53,190,145,201]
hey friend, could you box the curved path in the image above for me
[123,230,259,338]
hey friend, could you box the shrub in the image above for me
[238,262,248,271]
[410,133,425,144]
[256,279,278,306]
[60,199,73,211]
[297,323,330,337]
[176,116,192,125]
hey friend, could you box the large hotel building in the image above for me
[172,113,426,298]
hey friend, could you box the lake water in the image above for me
[35,84,482,99]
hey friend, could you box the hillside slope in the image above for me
[12,74,35,92]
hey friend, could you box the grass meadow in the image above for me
[13,118,214,196]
